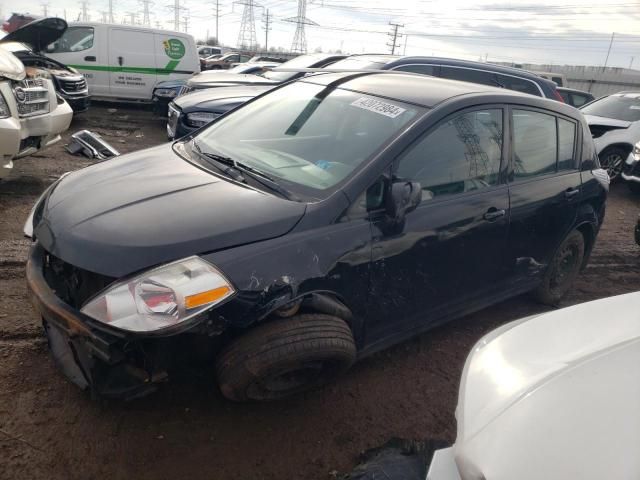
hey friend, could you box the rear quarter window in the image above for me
[497,74,541,97]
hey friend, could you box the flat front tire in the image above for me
[533,230,585,305]
[216,314,356,401]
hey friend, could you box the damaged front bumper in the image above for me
[621,152,640,183]
[26,243,170,400]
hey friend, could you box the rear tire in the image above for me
[533,230,585,305]
[216,314,356,401]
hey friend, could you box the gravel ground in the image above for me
[0,104,639,480]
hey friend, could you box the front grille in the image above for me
[58,77,87,93]
[14,78,50,117]
[42,250,115,309]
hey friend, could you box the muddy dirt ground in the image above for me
[1,104,639,480]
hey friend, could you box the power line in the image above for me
[285,0,317,54]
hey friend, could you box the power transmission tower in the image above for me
[284,0,317,54]
[140,0,153,26]
[126,11,138,24]
[263,9,271,51]
[100,10,108,22]
[182,14,189,32]
[41,3,49,16]
[235,0,258,51]
[156,20,162,28]
[167,0,185,31]
[387,22,403,55]
[108,0,114,22]
[213,0,220,41]
[79,0,90,21]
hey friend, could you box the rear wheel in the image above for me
[533,230,585,305]
[216,314,356,401]
[599,147,627,181]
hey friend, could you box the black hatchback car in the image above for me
[25,72,608,401]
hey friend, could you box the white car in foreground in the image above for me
[428,292,640,480]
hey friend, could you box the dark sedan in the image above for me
[25,72,607,401]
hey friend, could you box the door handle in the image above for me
[117,56,123,66]
[564,188,580,199]
[84,55,96,61]
[483,208,506,222]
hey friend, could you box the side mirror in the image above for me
[386,180,422,223]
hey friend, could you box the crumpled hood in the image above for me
[187,71,278,88]
[452,292,640,480]
[34,143,306,278]
[584,114,632,129]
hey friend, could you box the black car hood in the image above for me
[175,85,273,112]
[1,17,67,53]
[35,143,306,278]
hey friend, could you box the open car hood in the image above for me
[0,47,25,80]
[0,17,67,53]
[449,292,640,480]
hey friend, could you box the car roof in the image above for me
[303,71,533,108]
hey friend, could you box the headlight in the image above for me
[81,256,235,332]
[154,87,179,98]
[632,141,640,162]
[0,92,10,119]
[185,111,220,128]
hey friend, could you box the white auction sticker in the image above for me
[351,97,406,118]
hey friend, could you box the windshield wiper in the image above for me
[192,140,297,200]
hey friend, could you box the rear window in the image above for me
[581,94,640,122]
[497,74,541,96]
[440,66,497,86]
[392,64,436,76]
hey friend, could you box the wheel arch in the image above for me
[598,142,634,158]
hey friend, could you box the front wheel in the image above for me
[216,314,356,401]
[599,147,627,181]
[533,230,585,305]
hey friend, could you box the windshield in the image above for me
[330,57,391,70]
[261,55,326,82]
[192,81,421,194]
[581,94,640,122]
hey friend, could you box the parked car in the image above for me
[348,292,640,480]
[201,52,251,70]
[580,92,640,189]
[531,69,567,87]
[45,23,200,101]
[167,84,272,138]
[0,45,73,179]
[328,54,565,101]
[2,13,39,33]
[225,62,279,74]
[557,86,595,108]
[25,72,607,400]
[183,53,346,94]
[196,45,221,58]
[0,18,90,112]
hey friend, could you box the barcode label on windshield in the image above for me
[351,97,406,118]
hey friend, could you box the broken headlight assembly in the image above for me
[81,257,235,333]
[154,87,179,98]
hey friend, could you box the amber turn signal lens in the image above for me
[185,286,231,309]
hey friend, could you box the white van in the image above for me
[45,23,200,101]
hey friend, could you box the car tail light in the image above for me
[552,89,565,103]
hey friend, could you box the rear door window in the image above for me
[396,109,503,200]
[440,66,497,86]
[512,110,557,178]
[497,74,541,96]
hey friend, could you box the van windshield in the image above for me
[581,94,640,122]
[191,81,421,194]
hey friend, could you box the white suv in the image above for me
[0,46,72,179]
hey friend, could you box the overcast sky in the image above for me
[3,0,640,68]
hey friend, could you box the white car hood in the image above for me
[0,46,26,81]
[453,292,640,480]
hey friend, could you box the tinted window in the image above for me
[581,94,640,121]
[396,109,503,200]
[559,90,571,104]
[497,74,540,96]
[558,118,577,170]
[47,27,94,53]
[570,93,591,107]
[512,110,557,178]
[552,76,564,87]
[440,66,496,86]
[394,64,436,76]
